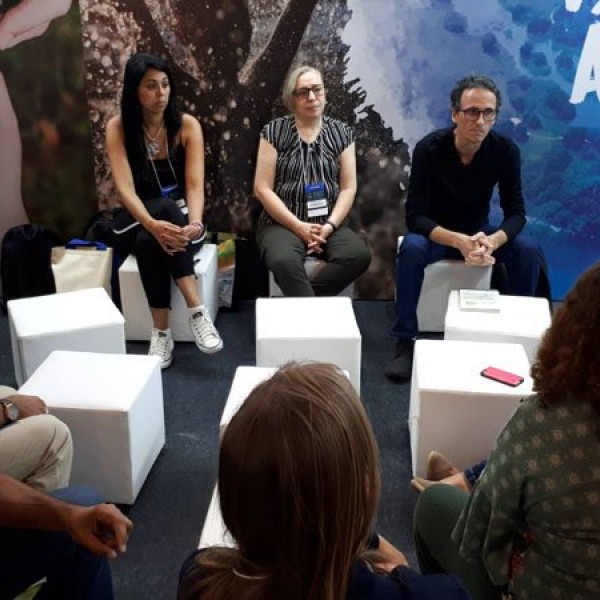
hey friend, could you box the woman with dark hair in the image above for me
[413,261,600,599]
[253,65,371,296]
[106,53,222,368]
[178,362,470,600]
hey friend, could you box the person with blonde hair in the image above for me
[253,66,371,296]
[414,261,600,599]
[178,362,470,600]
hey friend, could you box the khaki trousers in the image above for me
[0,414,73,492]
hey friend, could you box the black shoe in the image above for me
[384,339,415,382]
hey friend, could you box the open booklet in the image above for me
[459,289,501,312]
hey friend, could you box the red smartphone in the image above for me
[481,366,524,387]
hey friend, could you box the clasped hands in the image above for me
[296,221,332,255]
[149,219,198,255]
[462,232,496,267]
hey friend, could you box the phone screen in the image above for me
[481,366,524,387]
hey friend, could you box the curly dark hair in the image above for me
[531,262,600,418]
[450,75,502,112]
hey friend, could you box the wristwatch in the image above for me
[0,399,19,424]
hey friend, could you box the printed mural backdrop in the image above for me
[0,0,95,248]
[344,0,600,298]
[2,1,598,299]
[79,0,408,299]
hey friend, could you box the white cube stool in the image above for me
[8,287,125,387]
[444,292,551,363]
[19,350,165,504]
[197,367,277,548]
[269,256,354,298]
[397,236,492,332]
[119,243,219,341]
[198,485,235,549]
[220,366,276,437]
[409,339,533,477]
[256,297,361,392]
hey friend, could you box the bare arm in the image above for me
[180,114,205,240]
[0,474,132,559]
[106,115,154,228]
[0,72,28,242]
[321,142,357,240]
[0,0,71,50]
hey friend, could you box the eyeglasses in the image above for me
[458,107,497,122]
[293,85,325,99]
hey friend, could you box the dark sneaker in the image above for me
[384,339,414,382]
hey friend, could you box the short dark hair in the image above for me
[120,53,181,171]
[450,75,501,111]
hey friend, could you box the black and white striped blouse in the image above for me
[258,115,354,225]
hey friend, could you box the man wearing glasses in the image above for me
[386,75,543,381]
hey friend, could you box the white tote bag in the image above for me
[51,240,113,296]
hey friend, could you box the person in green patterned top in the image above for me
[413,260,600,600]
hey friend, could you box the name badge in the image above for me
[175,197,188,215]
[304,182,329,218]
[160,183,179,199]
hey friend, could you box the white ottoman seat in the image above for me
[199,367,278,549]
[409,339,533,477]
[417,260,492,332]
[397,236,492,332]
[199,485,235,549]
[220,366,276,436]
[119,243,219,341]
[8,287,125,386]
[444,292,551,362]
[255,297,361,392]
[19,350,165,504]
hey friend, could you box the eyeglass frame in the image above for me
[456,107,498,122]
[292,85,325,100]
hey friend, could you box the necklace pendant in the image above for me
[146,141,160,159]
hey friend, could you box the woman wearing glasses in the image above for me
[253,66,371,296]
[106,53,222,368]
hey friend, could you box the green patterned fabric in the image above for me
[452,395,600,599]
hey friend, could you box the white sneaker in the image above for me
[189,308,223,353]
[149,329,174,369]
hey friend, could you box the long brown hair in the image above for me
[180,362,381,600]
[532,261,600,416]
